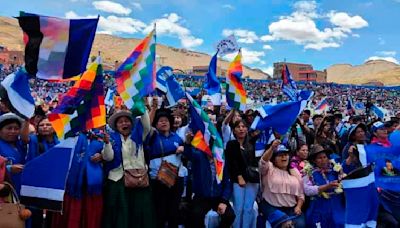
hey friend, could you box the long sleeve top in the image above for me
[102,112,151,182]
[225,138,258,183]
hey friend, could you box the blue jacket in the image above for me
[184,146,232,204]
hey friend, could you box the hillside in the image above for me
[327,60,400,85]
[0,16,269,79]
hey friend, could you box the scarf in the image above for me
[371,137,391,147]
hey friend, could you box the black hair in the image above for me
[35,116,57,154]
[231,119,248,138]
[0,118,21,130]
[303,109,311,116]
[296,141,307,151]
[312,114,323,120]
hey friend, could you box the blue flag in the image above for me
[204,52,221,105]
[347,96,354,113]
[18,12,98,80]
[165,73,185,107]
[360,130,400,191]
[156,66,171,93]
[20,137,77,211]
[371,104,387,119]
[0,69,35,119]
[251,90,312,134]
[281,64,299,101]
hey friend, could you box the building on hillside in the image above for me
[363,81,384,86]
[192,65,227,77]
[0,47,24,67]
[273,62,327,83]
[316,70,328,83]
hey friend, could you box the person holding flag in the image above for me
[147,101,184,228]
[102,104,155,228]
[183,111,235,228]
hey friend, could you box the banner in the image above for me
[215,35,239,56]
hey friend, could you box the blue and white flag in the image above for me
[156,66,185,107]
[20,137,77,211]
[358,130,400,191]
[156,66,172,93]
[342,166,379,228]
[347,96,355,114]
[104,88,116,107]
[354,102,365,111]
[371,104,388,119]
[215,35,239,57]
[281,64,299,101]
[0,69,35,119]
[165,73,185,107]
[251,91,312,134]
[204,52,221,105]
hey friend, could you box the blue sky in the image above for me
[2,0,400,75]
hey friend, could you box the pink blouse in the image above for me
[259,159,305,207]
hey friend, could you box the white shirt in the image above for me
[102,112,151,182]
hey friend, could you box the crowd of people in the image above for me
[1,64,400,228]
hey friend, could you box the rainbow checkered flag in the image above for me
[115,29,156,115]
[187,93,225,183]
[48,59,106,139]
[226,50,246,111]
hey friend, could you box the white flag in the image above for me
[215,35,239,56]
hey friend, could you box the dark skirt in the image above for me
[103,178,156,228]
[51,193,103,228]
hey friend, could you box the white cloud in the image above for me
[260,66,274,76]
[92,1,132,15]
[264,0,368,50]
[65,11,80,19]
[222,4,235,10]
[222,29,259,44]
[65,11,146,34]
[131,2,143,11]
[262,44,272,50]
[377,51,396,57]
[352,34,360,38]
[365,56,399,64]
[97,30,113,35]
[304,42,340,50]
[225,48,265,65]
[328,11,368,30]
[144,13,203,49]
[99,15,146,34]
[260,35,274,42]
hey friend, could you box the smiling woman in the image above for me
[257,140,306,227]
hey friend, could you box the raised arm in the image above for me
[21,120,31,144]
[101,132,114,161]
[149,96,158,125]
[222,109,235,125]
[261,139,280,162]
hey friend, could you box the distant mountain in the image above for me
[0,16,270,79]
[327,60,400,85]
